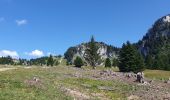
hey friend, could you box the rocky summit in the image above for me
[136,14,170,70]
[64,42,120,65]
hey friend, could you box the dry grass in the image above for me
[144,69,170,80]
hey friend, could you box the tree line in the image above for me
[0,55,58,67]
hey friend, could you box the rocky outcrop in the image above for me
[64,42,120,65]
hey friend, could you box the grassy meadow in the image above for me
[0,65,169,100]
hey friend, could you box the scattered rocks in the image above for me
[99,70,117,77]
[124,72,137,79]
[163,92,170,100]
[137,81,150,86]
[74,72,82,78]
[24,77,43,88]
[164,78,170,84]
[148,80,154,84]
[65,67,170,100]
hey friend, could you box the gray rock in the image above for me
[136,72,144,83]
[164,80,170,84]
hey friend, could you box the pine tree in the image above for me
[85,36,100,69]
[153,55,163,69]
[112,58,119,67]
[119,41,145,73]
[135,52,145,73]
[47,55,54,66]
[105,58,111,68]
[162,55,169,70]
[145,54,153,69]
[119,42,135,72]
[74,56,84,68]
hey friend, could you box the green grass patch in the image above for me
[144,69,170,80]
[61,78,136,99]
[0,67,73,100]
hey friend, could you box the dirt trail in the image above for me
[0,68,16,72]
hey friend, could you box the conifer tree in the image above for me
[145,54,153,69]
[47,55,54,66]
[135,51,145,73]
[153,55,165,70]
[105,58,111,68]
[85,36,100,69]
[112,58,119,67]
[119,41,145,73]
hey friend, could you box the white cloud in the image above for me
[0,50,19,58]
[26,50,44,57]
[0,17,5,22]
[16,19,28,26]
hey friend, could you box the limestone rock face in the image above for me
[64,42,120,65]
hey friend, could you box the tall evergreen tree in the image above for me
[112,58,119,67]
[153,55,163,69]
[145,54,153,69]
[119,41,145,73]
[105,58,111,68]
[135,51,145,73]
[85,36,100,69]
[47,55,54,66]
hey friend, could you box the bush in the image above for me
[47,55,54,66]
[105,58,112,68]
[74,56,84,68]
[54,60,59,66]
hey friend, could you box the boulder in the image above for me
[136,72,144,83]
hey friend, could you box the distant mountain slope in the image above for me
[138,14,170,56]
[64,42,120,65]
[137,14,170,70]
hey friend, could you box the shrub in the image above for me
[74,56,84,68]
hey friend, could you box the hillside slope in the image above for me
[137,14,170,70]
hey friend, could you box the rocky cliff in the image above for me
[64,42,120,65]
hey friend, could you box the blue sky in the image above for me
[0,0,170,59]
